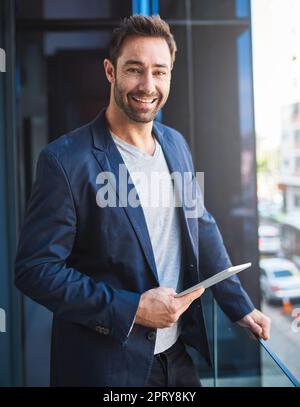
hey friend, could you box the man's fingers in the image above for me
[248,318,263,338]
[261,319,271,340]
[253,312,271,340]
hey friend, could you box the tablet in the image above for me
[174,262,252,298]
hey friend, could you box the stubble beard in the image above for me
[113,79,165,123]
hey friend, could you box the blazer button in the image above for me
[95,325,110,335]
[147,330,156,342]
[102,327,110,335]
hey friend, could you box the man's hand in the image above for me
[134,287,205,329]
[237,308,271,340]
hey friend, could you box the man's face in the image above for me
[108,36,172,123]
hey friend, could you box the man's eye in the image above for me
[155,71,167,77]
[127,68,140,73]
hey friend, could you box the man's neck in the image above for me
[105,105,156,155]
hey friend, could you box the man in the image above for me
[15,15,270,387]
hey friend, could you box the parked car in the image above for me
[258,224,281,255]
[260,257,300,303]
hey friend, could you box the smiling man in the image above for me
[107,39,169,122]
[15,15,270,387]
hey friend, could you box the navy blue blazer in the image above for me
[15,109,254,387]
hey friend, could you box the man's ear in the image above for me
[103,59,116,84]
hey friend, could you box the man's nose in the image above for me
[138,70,156,94]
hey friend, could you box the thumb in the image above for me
[185,287,205,303]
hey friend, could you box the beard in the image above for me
[113,78,167,123]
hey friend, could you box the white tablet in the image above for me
[174,262,252,298]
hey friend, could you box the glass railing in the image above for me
[212,324,298,387]
[186,291,300,387]
[258,338,300,387]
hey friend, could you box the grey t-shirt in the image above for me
[110,131,183,354]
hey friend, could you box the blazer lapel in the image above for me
[153,122,198,267]
[90,109,159,283]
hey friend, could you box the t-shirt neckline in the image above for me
[110,130,160,160]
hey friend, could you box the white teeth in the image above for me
[132,97,156,103]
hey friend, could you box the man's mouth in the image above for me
[130,96,158,105]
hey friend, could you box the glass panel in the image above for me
[159,0,186,20]
[16,0,132,19]
[0,0,22,387]
[215,302,261,386]
[260,338,299,387]
[191,297,298,386]
[161,25,190,137]
[218,318,299,387]
[0,1,11,387]
[159,0,250,21]
[216,313,296,386]
[191,0,249,20]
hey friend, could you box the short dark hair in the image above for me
[108,14,177,68]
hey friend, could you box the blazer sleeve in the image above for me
[198,207,255,322]
[14,149,140,344]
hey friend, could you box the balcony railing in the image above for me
[188,293,300,387]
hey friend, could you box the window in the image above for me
[273,270,293,278]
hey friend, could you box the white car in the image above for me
[260,257,300,303]
[258,225,281,255]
